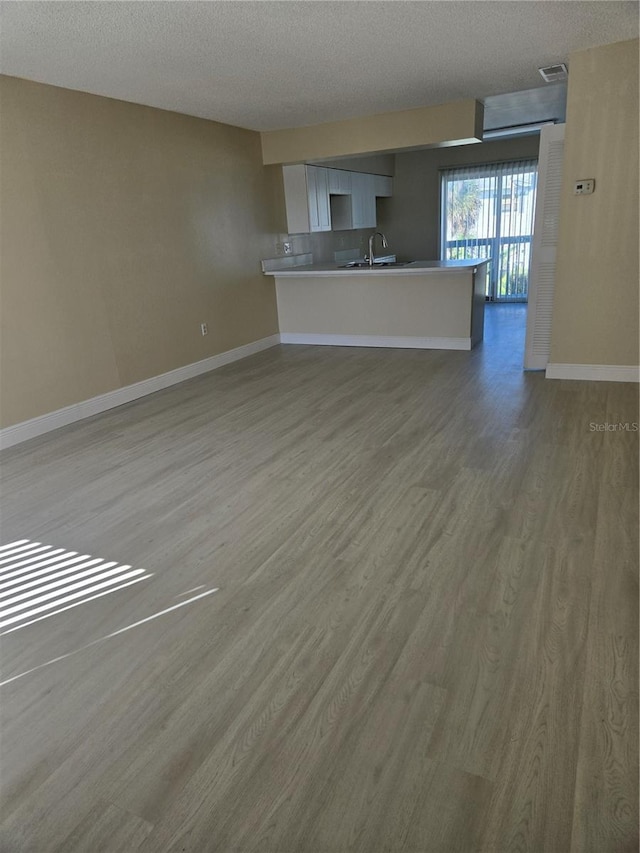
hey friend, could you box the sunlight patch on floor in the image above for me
[0,539,220,685]
[0,539,152,634]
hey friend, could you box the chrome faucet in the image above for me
[367,231,389,267]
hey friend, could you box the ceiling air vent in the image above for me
[538,63,568,83]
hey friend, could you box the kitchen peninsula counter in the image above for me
[265,259,489,350]
[265,259,486,277]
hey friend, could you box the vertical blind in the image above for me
[440,159,538,301]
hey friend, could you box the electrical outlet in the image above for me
[283,241,293,255]
[200,323,208,336]
[574,179,595,195]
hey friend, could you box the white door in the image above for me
[524,123,565,369]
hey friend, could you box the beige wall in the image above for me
[0,76,281,428]
[261,99,483,165]
[550,39,639,367]
[378,136,541,261]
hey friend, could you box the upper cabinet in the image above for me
[282,165,392,234]
[328,169,352,195]
[306,166,331,233]
[350,172,377,230]
[373,174,393,198]
[282,164,330,234]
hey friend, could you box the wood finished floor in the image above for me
[0,305,638,853]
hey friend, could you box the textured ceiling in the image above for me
[1,1,637,131]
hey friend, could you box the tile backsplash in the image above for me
[260,254,313,273]
[277,228,374,265]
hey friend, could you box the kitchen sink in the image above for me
[339,261,410,269]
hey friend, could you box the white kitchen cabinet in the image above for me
[282,165,309,234]
[331,171,393,230]
[282,165,391,233]
[373,174,393,197]
[328,169,352,195]
[282,164,331,234]
[306,166,331,232]
[351,172,377,229]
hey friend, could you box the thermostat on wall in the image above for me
[574,179,595,195]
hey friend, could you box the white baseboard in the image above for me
[0,335,281,450]
[280,333,472,350]
[546,363,640,382]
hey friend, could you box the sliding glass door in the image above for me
[440,159,538,301]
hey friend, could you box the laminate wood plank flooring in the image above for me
[1,305,637,852]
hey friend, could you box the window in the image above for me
[440,159,538,301]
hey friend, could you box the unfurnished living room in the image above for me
[0,2,638,852]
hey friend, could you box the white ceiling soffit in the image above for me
[0,1,637,132]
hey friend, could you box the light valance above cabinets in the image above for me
[282,164,392,234]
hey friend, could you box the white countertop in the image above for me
[264,259,489,277]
